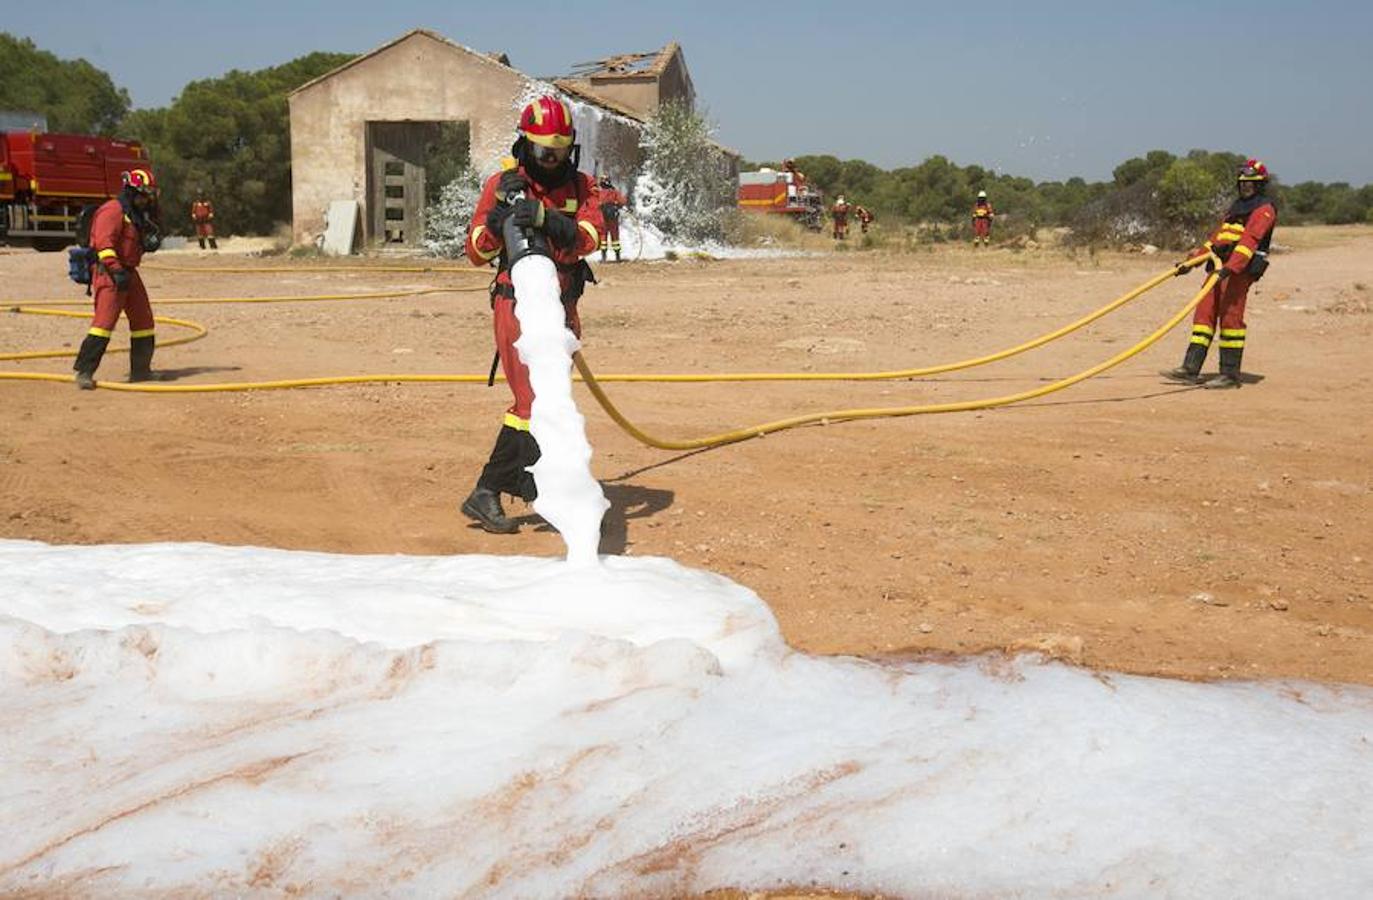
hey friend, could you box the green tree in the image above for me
[123,52,354,236]
[636,100,736,242]
[0,32,129,133]
[1156,159,1226,238]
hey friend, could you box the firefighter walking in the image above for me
[598,177,626,262]
[1163,158,1277,390]
[831,195,850,240]
[972,190,994,246]
[461,95,605,534]
[73,168,163,390]
[191,191,217,250]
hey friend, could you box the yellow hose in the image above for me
[142,262,487,275]
[2,262,1213,450]
[1,308,208,361]
[571,271,1219,450]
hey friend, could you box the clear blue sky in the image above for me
[15,0,1373,184]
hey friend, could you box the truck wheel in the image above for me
[32,237,73,253]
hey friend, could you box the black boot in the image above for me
[1162,342,1208,384]
[73,333,110,390]
[197,237,206,250]
[209,237,218,250]
[1204,346,1243,390]
[129,334,156,382]
[461,487,518,534]
[477,424,541,502]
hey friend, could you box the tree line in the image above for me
[749,150,1373,247]
[4,32,1370,244]
[2,32,350,236]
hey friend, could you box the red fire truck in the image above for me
[0,131,151,251]
[737,167,825,231]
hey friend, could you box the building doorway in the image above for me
[365,121,470,246]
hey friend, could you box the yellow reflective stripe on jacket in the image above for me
[503,412,531,431]
[97,249,118,260]
[578,219,599,246]
[470,224,500,261]
[88,327,112,338]
[1232,244,1254,260]
[563,199,578,212]
[129,328,155,338]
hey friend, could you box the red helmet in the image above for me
[123,168,158,195]
[1237,158,1269,182]
[519,96,575,149]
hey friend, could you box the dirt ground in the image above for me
[3,228,1371,686]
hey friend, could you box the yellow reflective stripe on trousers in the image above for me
[130,328,155,338]
[503,412,531,431]
[1190,335,1212,346]
[88,327,112,338]
[1192,324,1215,336]
[1218,339,1246,348]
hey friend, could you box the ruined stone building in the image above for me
[287,29,731,249]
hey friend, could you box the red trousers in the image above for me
[492,295,581,424]
[194,221,215,237]
[1193,273,1252,332]
[973,218,991,238]
[833,219,848,239]
[90,267,154,336]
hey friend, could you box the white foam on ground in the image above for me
[3,539,1371,897]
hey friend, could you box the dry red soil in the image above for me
[3,228,1370,685]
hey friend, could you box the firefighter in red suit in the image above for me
[855,204,874,234]
[972,191,994,246]
[1163,158,1277,390]
[597,177,627,262]
[73,168,163,390]
[460,95,605,534]
[191,192,217,250]
[831,195,850,240]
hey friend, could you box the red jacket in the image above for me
[973,201,994,219]
[599,188,627,219]
[468,167,604,295]
[90,198,145,274]
[1188,196,1277,276]
[191,200,214,223]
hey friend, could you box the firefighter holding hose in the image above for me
[461,95,605,534]
[1163,158,1277,390]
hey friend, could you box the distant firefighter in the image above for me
[190,192,217,250]
[1162,158,1277,390]
[972,190,994,246]
[598,177,627,262]
[831,195,850,240]
[782,158,807,190]
[855,204,874,234]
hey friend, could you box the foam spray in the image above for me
[501,194,609,566]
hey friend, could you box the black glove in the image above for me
[1213,267,1231,281]
[510,198,546,230]
[497,170,528,201]
[484,202,513,235]
[540,207,579,247]
[1173,261,1191,277]
[110,267,130,291]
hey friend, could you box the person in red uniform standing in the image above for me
[831,195,850,240]
[460,95,605,533]
[190,191,217,250]
[855,204,874,234]
[1163,158,1277,390]
[597,177,627,262]
[73,168,163,390]
[972,190,994,246]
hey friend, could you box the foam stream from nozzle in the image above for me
[508,252,608,565]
